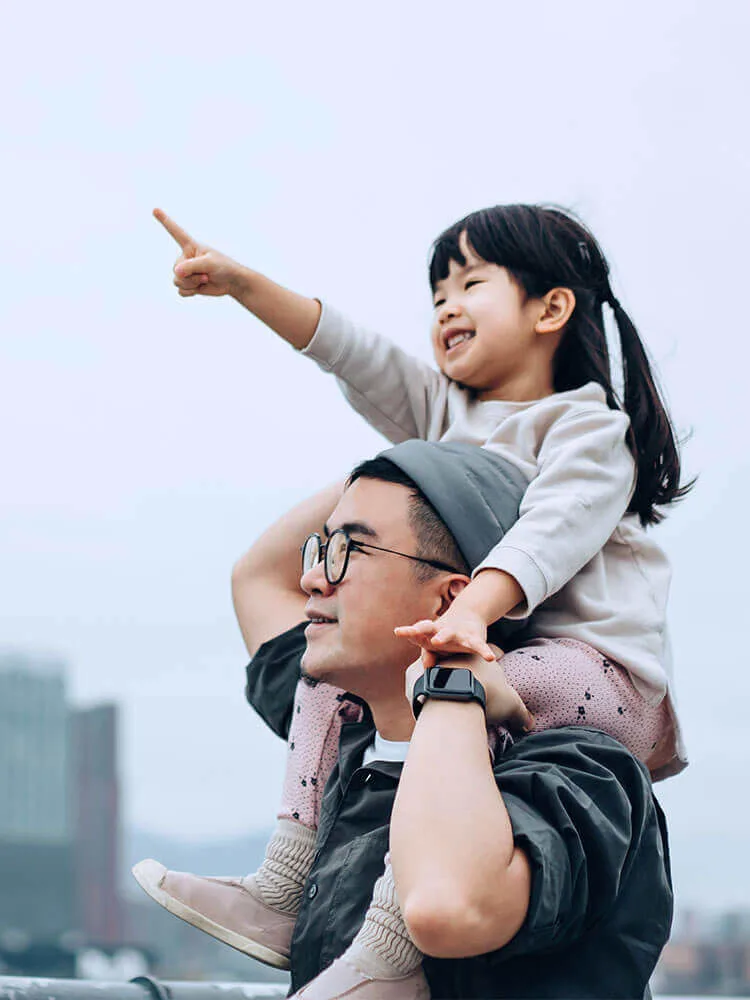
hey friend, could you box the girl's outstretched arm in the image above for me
[155,209,446,442]
[232,480,345,657]
[154,208,321,350]
[396,568,524,666]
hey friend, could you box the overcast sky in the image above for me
[2,1,748,907]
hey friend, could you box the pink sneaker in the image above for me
[290,957,431,998]
[131,858,294,970]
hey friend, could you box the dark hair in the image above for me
[429,204,693,525]
[347,456,469,581]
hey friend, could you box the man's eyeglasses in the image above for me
[301,529,462,586]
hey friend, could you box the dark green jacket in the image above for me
[246,623,673,999]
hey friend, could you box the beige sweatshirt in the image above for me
[302,302,686,774]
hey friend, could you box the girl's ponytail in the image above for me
[604,290,693,524]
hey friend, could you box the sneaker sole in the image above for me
[131,858,291,971]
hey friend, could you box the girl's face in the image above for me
[430,234,547,400]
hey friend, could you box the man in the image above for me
[136,442,673,999]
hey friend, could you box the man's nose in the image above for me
[300,560,335,596]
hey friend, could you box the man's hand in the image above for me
[405,648,533,731]
[154,208,248,299]
[395,608,495,668]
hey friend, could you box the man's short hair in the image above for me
[347,456,470,582]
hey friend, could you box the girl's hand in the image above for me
[395,609,495,669]
[154,208,248,299]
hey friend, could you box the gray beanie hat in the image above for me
[376,440,528,573]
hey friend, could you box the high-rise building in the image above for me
[0,652,70,842]
[70,704,122,944]
[0,652,75,938]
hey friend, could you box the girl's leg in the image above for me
[292,855,430,998]
[498,638,669,767]
[278,674,362,827]
[254,675,361,914]
[342,854,422,979]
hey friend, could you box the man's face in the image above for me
[300,478,448,698]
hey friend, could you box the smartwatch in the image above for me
[412,666,486,719]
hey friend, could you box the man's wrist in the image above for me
[415,697,487,725]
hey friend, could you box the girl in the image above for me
[137,204,691,999]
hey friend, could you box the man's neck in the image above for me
[366,689,416,742]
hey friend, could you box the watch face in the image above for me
[412,666,485,720]
[429,667,472,693]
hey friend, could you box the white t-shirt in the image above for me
[362,732,411,768]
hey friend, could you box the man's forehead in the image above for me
[329,477,413,538]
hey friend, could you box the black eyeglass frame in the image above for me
[301,529,463,585]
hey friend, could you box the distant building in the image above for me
[655,909,750,995]
[0,653,124,954]
[0,840,76,942]
[70,704,122,944]
[0,652,75,938]
[0,652,70,842]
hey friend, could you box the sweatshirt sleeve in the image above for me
[301,301,447,443]
[474,406,636,617]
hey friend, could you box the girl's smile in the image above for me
[443,328,476,353]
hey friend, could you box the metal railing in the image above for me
[0,977,288,1000]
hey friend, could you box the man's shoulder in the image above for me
[498,724,651,775]
[250,620,308,665]
[244,621,307,740]
[482,726,672,980]
[494,726,658,833]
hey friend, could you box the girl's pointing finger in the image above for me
[154,208,196,252]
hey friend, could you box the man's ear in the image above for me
[436,574,470,616]
[535,287,576,335]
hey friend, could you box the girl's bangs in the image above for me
[429,222,467,289]
[428,208,522,290]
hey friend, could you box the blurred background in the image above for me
[1,0,747,993]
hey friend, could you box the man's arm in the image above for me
[392,660,667,964]
[232,480,344,657]
[390,696,532,959]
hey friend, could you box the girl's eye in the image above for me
[433,299,445,309]
[465,279,483,290]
